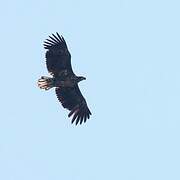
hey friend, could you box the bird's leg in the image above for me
[37,76,55,90]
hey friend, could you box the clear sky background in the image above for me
[0,0,180,179]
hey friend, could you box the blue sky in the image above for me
[0,0,180,179]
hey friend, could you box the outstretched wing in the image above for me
[55,85,92,125]
[43,33,74,76]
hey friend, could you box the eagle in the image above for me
[37,33,91,125]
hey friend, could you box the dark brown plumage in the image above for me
[39,32,91,125]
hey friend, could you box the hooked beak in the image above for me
[78,76,86,82]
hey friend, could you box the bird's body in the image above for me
[38,33,91,125]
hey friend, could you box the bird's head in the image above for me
[77,76,86,82]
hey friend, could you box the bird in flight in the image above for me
[37,33,91,125]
